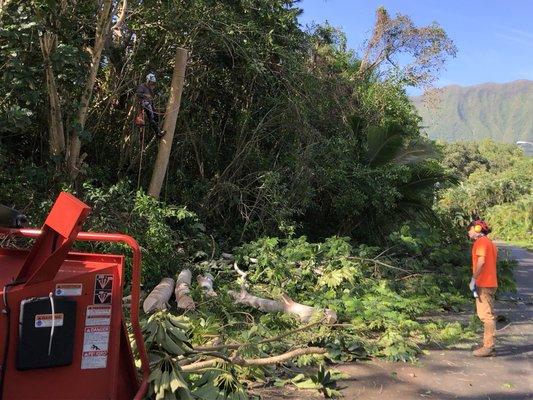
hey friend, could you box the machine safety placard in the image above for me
[55,283,83,296]
[85,305,112,326]
[93,274,114,304]
[81,350,108,369]
[35,313,64,328]
[81,326,110,369]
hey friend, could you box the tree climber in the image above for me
[136,73,165,138]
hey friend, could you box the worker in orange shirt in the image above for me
[467,219,498,357]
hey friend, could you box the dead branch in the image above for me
[112,0,127,37]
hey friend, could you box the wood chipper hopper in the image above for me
[0,192,149,399]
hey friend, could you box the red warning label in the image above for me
[81,326,110,369]
[35,313,64,328]
[81,350,108,369]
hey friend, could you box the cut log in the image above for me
[197,273,217,297]
[175,269,195,311]
[228,289,337,323]
[123,290,146,307]
[280,294,337,324]
[228,288,284,313]
[142,278,174,313]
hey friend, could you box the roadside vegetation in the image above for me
[439,140,533,249]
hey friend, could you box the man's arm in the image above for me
[473,256,485,279]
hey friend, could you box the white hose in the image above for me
[48,292,55,356]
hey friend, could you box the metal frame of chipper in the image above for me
[0,192,149,399]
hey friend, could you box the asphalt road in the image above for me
[337,244,533,400]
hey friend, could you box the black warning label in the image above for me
[93,274,113,304]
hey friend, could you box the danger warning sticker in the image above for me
[55,283,83,296]
[35,313,64,328]
[93,274,113,304]
[81,350,108,370]
[81,326,110,370]
[85,305,112,326]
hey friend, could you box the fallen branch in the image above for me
[228,288,337,324]
[175,269,195,311]
[143,278,174,313]
[229,288,284,313]
[194,319,325,352]
[181,347,327,372]
[197,273,217,297]
[233,262,248,280]
[348,256,412,274]
[281,294,337,323]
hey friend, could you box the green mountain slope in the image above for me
[412,80,533,143]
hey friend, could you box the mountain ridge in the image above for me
[411,79,533,143]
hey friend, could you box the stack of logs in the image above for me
[139,257,337,324]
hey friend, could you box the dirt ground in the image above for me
[254,244,533,400]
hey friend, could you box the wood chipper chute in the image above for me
[0,192,149,399]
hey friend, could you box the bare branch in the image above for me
[181,347,327,372]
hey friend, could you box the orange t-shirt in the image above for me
[471,236,498,287]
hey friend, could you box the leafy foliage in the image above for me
[275,365,345,398]
[439,140,533,246]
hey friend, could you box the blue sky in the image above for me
[298,0,533,91]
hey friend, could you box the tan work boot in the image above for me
[472,346,495,357]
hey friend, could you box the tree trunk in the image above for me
[67,0,114,179]
[148,47,188,198]
[39,32,65,158]
[175,269,195,311]
[142,278,175,313]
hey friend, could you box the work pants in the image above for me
[475,287,496,348]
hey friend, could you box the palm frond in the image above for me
[400,167,456,192]
[393,140,438,165]
[366,125,403,167]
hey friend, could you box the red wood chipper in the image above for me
[0,192,149,399]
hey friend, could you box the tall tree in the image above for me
[36,0,67,158]
[67,0,114,179]
[40,31,65,158]
[359,7,456,89]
